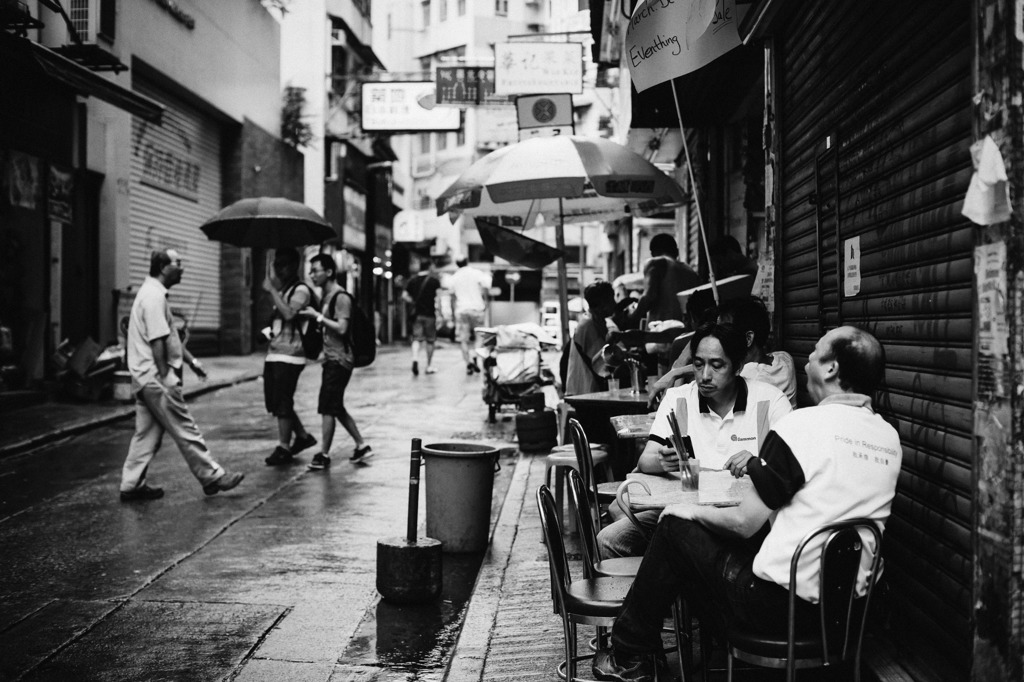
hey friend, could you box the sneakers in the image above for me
[350,444,374,463]
[425,366,437,374]
[291,433,317,456]
[265,445,294,466]
[592,649,661,682]
[412,360,419,376]
[466,363,475,375]
[308,453,331,470]
[203,471,245,496]
[120,484,164,502]
[471,359,481,373]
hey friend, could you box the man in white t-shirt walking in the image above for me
[447,256,492,375]
[593,326,901,682]
[119,249,244,501]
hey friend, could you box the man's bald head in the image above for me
[821,326,885,395]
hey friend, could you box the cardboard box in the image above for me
[67,337,102,378]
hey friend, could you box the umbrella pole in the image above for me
[671,79,719,306]
[556,199,571,347]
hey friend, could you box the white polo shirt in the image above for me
[649,378,792,470]
[127,276,183,391]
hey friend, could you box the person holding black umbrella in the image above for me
[262,248,318,466]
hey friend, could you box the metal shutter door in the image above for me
[775,2,972,678]
[129,80,222,332]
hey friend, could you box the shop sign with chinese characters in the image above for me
[494,43,583,95]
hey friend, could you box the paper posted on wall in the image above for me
[962,135,1011,225]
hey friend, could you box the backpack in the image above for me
[331,290,376,368]
[283,282,322,360]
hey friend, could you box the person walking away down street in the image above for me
[262,248,318,466]
[592,326,901,681]
[447,256,492,375]
[299,254,372,468]
[402,258,441,375]
[119,249,244,501]
[565,281,618,396]
[596,322,791,559]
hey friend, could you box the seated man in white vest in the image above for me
[597,322,792,558]
[592,326,901,682]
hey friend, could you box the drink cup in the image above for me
[680,459,700,491]
[607,377,620,391]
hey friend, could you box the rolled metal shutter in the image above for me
[129,79,222,333]
[775,2,972,678]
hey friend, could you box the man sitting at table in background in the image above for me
[565,281,618,396]
[597,322,791,559]
[593,326,901,682]
[650,296,797,408]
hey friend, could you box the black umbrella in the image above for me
[200,197,335,248]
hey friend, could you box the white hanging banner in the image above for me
[625,0,745,92]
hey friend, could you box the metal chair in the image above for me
[544,417,611,533]
[536,484,633,681]
[725,518,885,682]
[569,469,695,682]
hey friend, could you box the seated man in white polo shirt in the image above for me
[597,322,791,558]
[593,326,901,682]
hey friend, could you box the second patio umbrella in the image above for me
[437,135,685,342]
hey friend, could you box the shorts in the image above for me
[412,315,437,342]
[318,361,353,417]
[455,310,484,343]
[263,361,304,416]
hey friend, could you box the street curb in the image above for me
[0,371,262,459]
[444,451,533,681]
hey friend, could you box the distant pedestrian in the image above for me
[119,249,244,501]
[402,258,441,375]
[447,256,491,375]
[262,248,318,466]
[299,254,372,468]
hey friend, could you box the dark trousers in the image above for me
[611,516,820,655]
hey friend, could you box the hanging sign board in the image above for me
[625,0,746,92]
[516,94,574,140]
[361,82,461,131]
[843,236,861,297]
[494,42,584,95]
[435,67,512,106]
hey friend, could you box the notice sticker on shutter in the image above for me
[844,236,861,297]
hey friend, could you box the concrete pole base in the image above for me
[376,536,443,604]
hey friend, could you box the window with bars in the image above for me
[495,0,508,14]
[69,0,90,35]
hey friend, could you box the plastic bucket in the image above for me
[113,371,132,402]
[422,442,500,553]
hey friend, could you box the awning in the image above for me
[1,33,164,123]
[629,42,762,129]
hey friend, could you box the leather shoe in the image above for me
[592,649,657,682]
[120,484,164,502]
[203,471,244,496]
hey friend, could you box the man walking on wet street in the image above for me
[448,256,492,375]
[402,258,441,376]
[119,249,244,501]
[299,254,372,468]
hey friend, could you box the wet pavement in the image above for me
[0,344,524,681]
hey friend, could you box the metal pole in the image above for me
[407,438,422,544]
[670,81,719,306]
[556,199,570,345]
